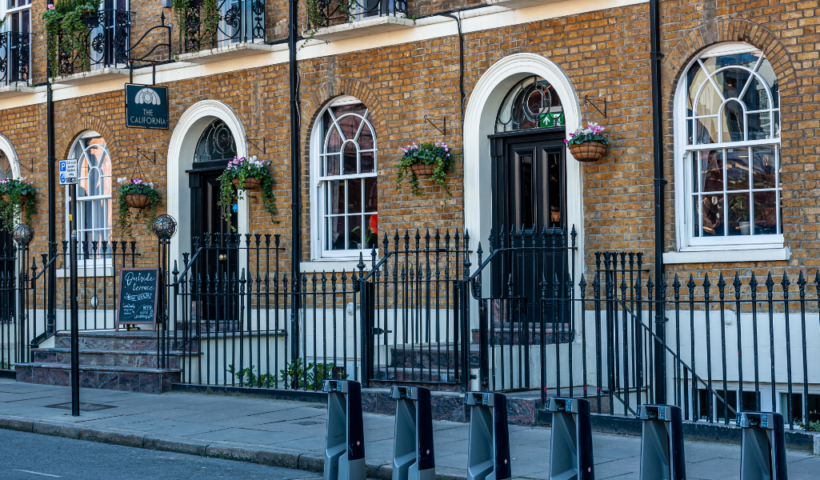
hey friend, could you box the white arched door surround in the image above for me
[0,134,22,180]
[166,100,249,265]
[463,53,585,274]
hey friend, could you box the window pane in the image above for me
[701,194,725,237]
[695,81,721,117]
[359,124,374,150]
[747,112,771,141]
[714,67,751,100]
[721,100,745,142]
[325,154,340,176]
[337,115,362,140]
[687,61,707,113]
[693,195,701,237]
[364,214,378,249]
[348,179,362,214]
[695,117,718,144]
[327,217,345,251]
[347,215,363,250]
[726,149,749,191]
[753,191,778,235]
[327,180,345,214]
[700,150,723,193]
[756,59,779,108]
[728,192,750,236]
[742,76,770,110]
[326,127,342,155]
[364,177,377,213]
[360,151,375,174]
[753,147,777,189]
[343,143,357,175]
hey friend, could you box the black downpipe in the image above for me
[288,0,301,368]
[650,0,666,404]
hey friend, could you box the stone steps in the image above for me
[16,331,186,394]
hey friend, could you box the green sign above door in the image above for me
[125,84,169,130]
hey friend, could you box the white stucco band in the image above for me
[462,52,585,274]
[166,100,249,264]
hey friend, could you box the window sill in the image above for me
[52,67,130,87]
[56,266,114,278]
[663,247,791,265]
[301,260,366,273]
[309,15,415,42]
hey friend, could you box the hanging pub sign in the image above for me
[117,267,162,330]
[125,84,169,130]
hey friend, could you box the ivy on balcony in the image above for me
[173,0,266,53]
[305,0,409,44]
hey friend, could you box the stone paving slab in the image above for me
[1,379,819,479]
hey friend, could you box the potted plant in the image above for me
[565,122,608,161]
[0,178,36,231]
[216,156,277,231]
[395,141,457,197]
[117,177,161,238]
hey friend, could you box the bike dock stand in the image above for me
[323,380,366,480]
[465,392,511,480]
[738,412,787,480]
[547,397,595,480]
[637,405,686,480]
[390,386,435,480]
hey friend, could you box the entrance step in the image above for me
[16,331,188,394]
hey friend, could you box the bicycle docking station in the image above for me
[546,397,595,480]
[390,386,436,480]
[323,380,366,480]
[465,392,511,480]
[637,404,686,480]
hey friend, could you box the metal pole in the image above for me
[69,184,80,416]
[288,0,301,365]
[650,0,666,404]
[47,61,56,337]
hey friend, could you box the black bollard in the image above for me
[637,405,686,480]
[391,386,435,480]
[737,412,787,480]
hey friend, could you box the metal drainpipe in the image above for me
[650,0,666,404]
[47,61,56,337]
[288,0,301,367]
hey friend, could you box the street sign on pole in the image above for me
[67,178,79,416]
[59,159,78,186]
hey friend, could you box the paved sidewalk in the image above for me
[0,380,818,480]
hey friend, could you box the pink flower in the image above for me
[48,3,55,9]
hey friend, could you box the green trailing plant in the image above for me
[795,419,820,432]
[217,156,277,232]
[395,141,457,198]
[564,122,608,147]
[43,0,99,78]
[172,0,220,52]
[302,0,358,48]
[227,364,272,387]
[201,0,220,48]
[116,177,161,238]
[171,0,191,50]
[0,178,36,231]
[279,358,347,390]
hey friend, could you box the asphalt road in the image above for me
[0,429,323,480]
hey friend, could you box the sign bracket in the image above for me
[136,147,157,164]
[247,137,267,155]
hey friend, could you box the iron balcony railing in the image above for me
[57,9,133,77]
[308,0,408,30]
[178,0,266,53]
[0,31,30,86]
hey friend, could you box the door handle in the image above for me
[218,253,227,262]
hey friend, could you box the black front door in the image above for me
[189,169,239,330]
[489,128,568,320]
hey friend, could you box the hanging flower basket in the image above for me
[569,141,607,162]
[0,178,36,231]
[125,193,151,209]
[410,163,436,177]
[566,122,608,162]
[232,177,262,191]
[1,193,26,204]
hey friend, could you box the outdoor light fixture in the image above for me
[12,224,34,247]
[152,214,177,241]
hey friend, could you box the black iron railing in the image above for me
[0,32,30,86]
[308,0,408,30]
[57,9,133,76]
[177,0,266,53]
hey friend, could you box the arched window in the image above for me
[679,44,781,248]
[68,132,112,257]
[314,96,378,257]
[194,119,237,163]
[496,76,564,133]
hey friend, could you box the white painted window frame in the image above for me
[310,95,378,262]
[673,42,784,255]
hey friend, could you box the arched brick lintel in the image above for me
[56,115,120,163]
[661,18,798,111]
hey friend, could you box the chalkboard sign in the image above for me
[117,268,162,328]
